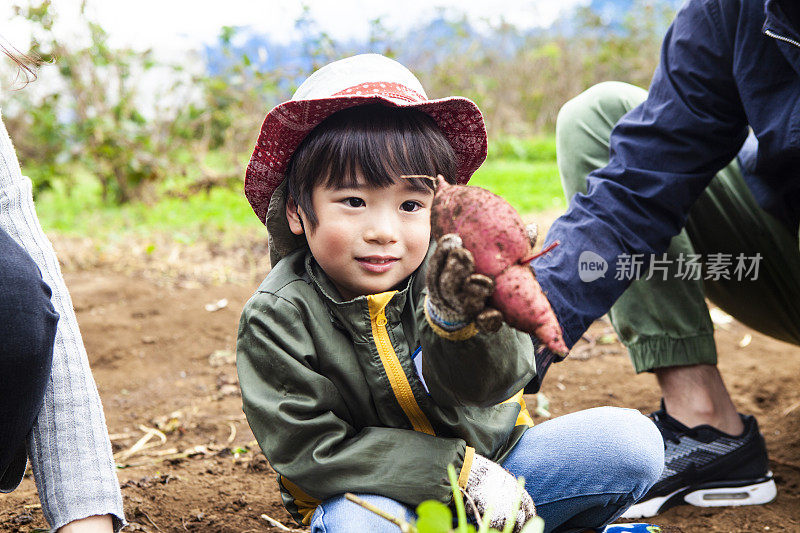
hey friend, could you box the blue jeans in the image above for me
[309,407,664,533]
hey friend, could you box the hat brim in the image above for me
[245,94,487,224]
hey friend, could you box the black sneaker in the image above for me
[622,402,777,518]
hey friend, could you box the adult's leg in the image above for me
[309,493,416,533]
[555,82,798,516]
[556,81,717,377]
[555,81,800,432]
[683,161,800,340]
[556,82,737,433]
[654,164,800,430]
[0,227,58,491]
[502,407,663,533]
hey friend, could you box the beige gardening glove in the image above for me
[425,234,504,335]
[464,453,536,533]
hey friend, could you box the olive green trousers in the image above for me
[555,82,800,372]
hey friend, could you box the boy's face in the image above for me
[287,174,434,300]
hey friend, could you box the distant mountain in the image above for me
[590,0,635,24]
[202,15,510,96]
[589,0,682,26]
[203,0,681,92]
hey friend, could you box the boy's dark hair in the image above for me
[286,104,457,228]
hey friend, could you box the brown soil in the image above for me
[1,239,799,532]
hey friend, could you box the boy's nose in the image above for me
[364,214,398,244]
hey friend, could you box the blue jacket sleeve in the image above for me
[533,0,749,347]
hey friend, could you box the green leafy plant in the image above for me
[9,1,178,203]
[345,464,545,533]
[7,1,284,204]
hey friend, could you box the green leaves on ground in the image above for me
[415,501,456,533]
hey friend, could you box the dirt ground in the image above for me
[1,237,799,532]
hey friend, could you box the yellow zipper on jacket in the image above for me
[367,292,435,436]
[502,389,535,427]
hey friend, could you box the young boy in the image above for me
[237,54,664,533]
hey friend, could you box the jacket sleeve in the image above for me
[0,112,125,532]
[413,253,536,408]
[236,292,471,507]
[533,0,749,347]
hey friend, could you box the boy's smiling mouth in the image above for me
[356,255,399,273]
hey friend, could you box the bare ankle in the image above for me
[655,364,745,435]
[663,397,744,434]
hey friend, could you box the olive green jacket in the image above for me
[236,247,536,524]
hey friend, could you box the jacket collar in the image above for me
[303,250,414,330]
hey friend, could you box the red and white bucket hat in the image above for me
[244,53,488,227]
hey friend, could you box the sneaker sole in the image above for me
[621,474,777,519]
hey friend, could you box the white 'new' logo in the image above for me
[578,251,608,282]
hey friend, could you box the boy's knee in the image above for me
[311,494,414,533]
[556,82,647,139]
[596,407,664,488]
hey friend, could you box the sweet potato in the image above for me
[430,176,568,355]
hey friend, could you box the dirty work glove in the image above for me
[425,234,504,335]
[464,453,536,532]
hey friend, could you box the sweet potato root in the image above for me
[430,176,568,355]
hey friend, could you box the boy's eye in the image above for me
[343,197,365,208]
[400,200,422,212]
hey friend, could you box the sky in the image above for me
[4,0,588,55]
